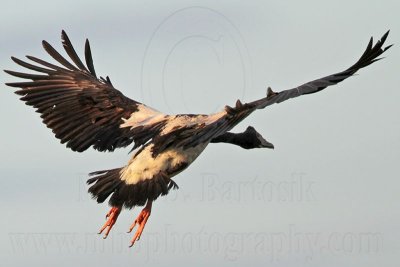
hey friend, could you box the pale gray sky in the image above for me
[1,1,399,266]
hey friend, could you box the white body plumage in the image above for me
[120,143,208,185]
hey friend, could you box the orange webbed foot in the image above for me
[127,201,152,247]
[98,206,121,239]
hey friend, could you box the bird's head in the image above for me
[244,126,274,149]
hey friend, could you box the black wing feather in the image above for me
[251,30,392,108]
[171,31,392,150]
[61,30,88,71]
[42,40,79,71]
[5,30,166,152]
[84,39,97,77]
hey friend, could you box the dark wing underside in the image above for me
[159,31,392,151]
[5,31,166,152]
[250,30,392,109]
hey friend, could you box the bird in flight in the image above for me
[5,30,391,247]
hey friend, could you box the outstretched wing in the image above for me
[5,30,167,152]
[250,30,392,109]
[163,31,392,150]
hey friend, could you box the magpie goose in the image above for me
[5,30,391,247]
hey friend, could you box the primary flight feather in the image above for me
[5,30,391,246]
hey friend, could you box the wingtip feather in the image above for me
[84,38,97,77]
[384,43,394,51]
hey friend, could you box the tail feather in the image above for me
[87,167,180,208]
[87,168,123,203]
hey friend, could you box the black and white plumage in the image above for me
[5,30,391,246]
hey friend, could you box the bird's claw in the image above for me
[98,206,121,239]
[128,202,152,247]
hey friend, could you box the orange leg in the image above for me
[127,200,152,247]
[98,206,121,239]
